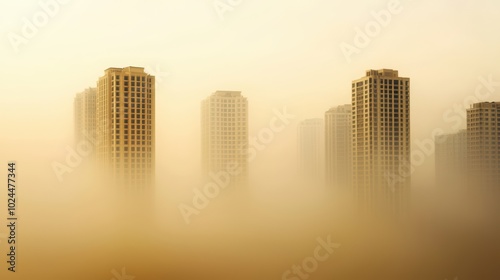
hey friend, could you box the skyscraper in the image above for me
[351,69,410,215]
[201,91,248,187]
[325,104,352,189]
[297,118,324,183]
[467,102,500,192]
[96,66,155,192]
[74,87,97,146]
[435,130,467,190]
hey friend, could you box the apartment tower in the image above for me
[96,66,155,192]
[467,102,500,193]
[297,118,324,183]
[201,91,248,186]
[74,87,97,145]
[325,104,352,189]
[435,130,467,191]
[351,69,410,215]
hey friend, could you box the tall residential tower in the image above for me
[435,130,467,191]
[74,87,97,145]
[351,69,410,215]
[325,104,352,189]
[201,91,248,186]
[96,66,155,192]
[467,102,500,192]
[297,118,324,183]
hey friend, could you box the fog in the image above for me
[2,159,500,279]
[2,0,500,279]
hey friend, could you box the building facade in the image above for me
[325,104,352,189]
[201,91,248,186]
[351,69,410,215]
[96,66,155,192]
[467,102,500,192]
[297,118,324,183]
[74,87,97,146]
[435,130,467,190]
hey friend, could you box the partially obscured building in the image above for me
[351,69,411,215]
[201,91,248,187]
[96,66,155,192]
[467,102,500,192]
[74,87,97,146]
[298,118,324,183]
[435,130,467,190]
[325,104,351,189]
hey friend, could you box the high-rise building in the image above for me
[201,91,248,186]
[325,104,352,189]
[351,69,410,215]
[74,87,97,146]
[297,118,324,183]
[467,102,500,192]
[435,130,467,190]
[96,66,155,191]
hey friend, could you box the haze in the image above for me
[1,0,500,279]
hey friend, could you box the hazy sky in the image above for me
[1,0,500,191]
[3,2,500,279]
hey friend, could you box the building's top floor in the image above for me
[299,118,324,126]
[468,102,500,110]
[365,69,399,78]
[75,87,96,97]
[99,67,155,84]
[211,91,242,97]
[82,87,96,93]
[103,66,148,75]
[352,69,409,85]
[326,104,351,114]
[435,129,467,142]
[203,91,246,104]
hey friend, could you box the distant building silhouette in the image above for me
[351,69,410,216]
[74,87,97,147]
[297,118,324,184]
[201,91,248,187]
[435,130,467,192]
[325,104,352,189]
